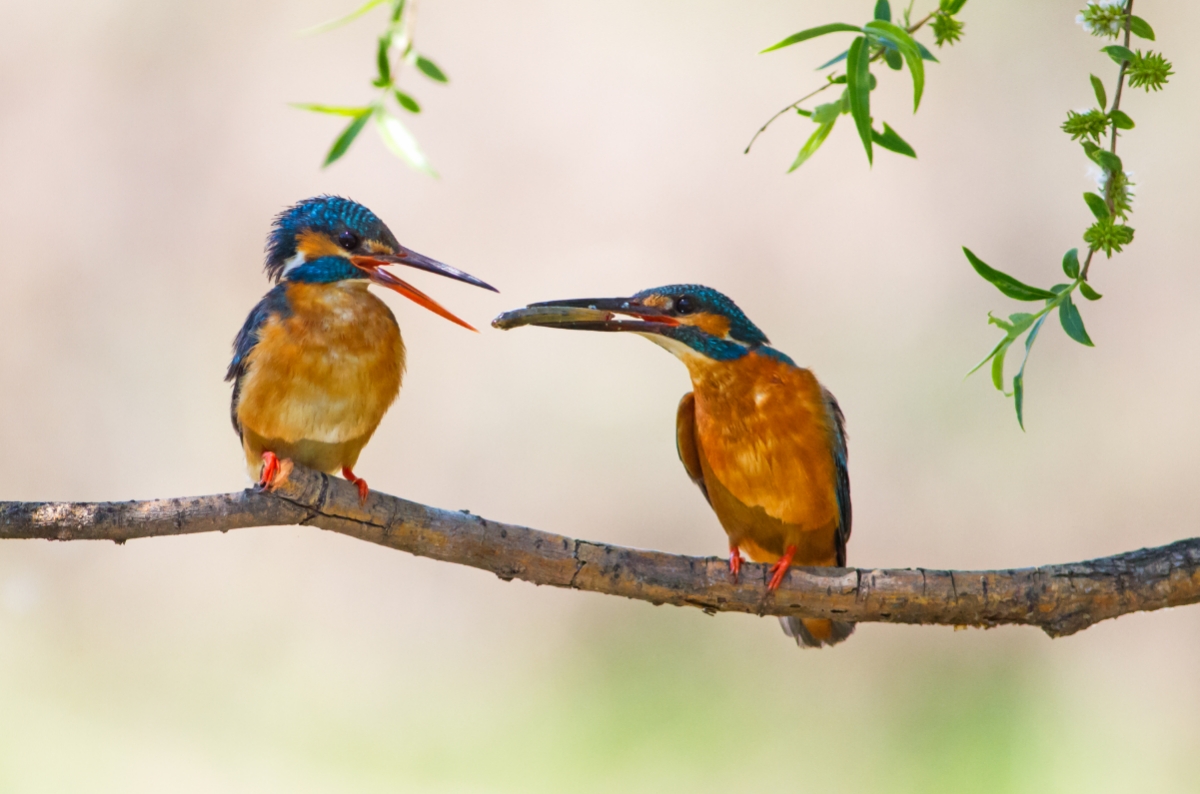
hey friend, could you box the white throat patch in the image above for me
[280,250,307,278]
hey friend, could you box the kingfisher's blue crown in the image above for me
[635,284,770,346]
[264,195,400,282]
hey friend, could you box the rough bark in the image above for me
[2,465,1197,637]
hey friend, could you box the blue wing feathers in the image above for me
[823,390,851,566]
[226,285,292,436]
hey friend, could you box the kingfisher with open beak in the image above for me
[494,285,852,647]
[226,196,496,501]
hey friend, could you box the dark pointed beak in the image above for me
[491,297,680,334]
[351,246,497,332]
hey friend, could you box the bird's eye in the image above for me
[674,295,696,315]
[337,230,361,250]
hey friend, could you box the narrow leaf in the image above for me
[291,103,374,117]
[991,342,1009,391]
[884,47,903,70]
[1014,315,1047,430]
[1109,109,1134,129]
[1058,293,1094,346]
[963,247,1058,301]
[816,50,850,70]
[1062,248,1080,278]
[1079,282,1103,301]
[968,332,1010,376]
[1083,192,1110,220]
[761,23,862,53]
[323,110,372,167]
[872,122,916,157]
[811,99,842,124]
[374,111,437,175]
[916,42,939,62]
[1102,44,1136,64]
[299,0,386,35]
[1128,15,1155,40]
[863,20,924,110]
[415,55,449,82]
[874,0,891,22]
[846,37,873,164]
[394,90,421,113]
[788,119,837,172]
[376,37,392,84]
[1090,74,1107,111]
[944,0,968,13]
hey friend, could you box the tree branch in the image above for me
[2,464,1197,638]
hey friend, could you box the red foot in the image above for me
[259,451,280,490]
[342,467,370,504]
[729,546,744,583]
[767,545,798,592]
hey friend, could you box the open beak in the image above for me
[351,246,498,332]
[491,297,680,334]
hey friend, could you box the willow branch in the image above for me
[2,464,1197,638]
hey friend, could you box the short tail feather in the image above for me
[779,617,855,648]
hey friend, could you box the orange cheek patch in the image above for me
[688,313,732,338]
[295,229,344,260]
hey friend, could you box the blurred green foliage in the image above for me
[294,0,448,174]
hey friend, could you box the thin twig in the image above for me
[2,464,1199,638]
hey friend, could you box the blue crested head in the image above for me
[264,195,401,283]
[254,195,497,330]
[631,284,769,347]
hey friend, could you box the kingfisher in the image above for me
[226,196,496,501]
[494,285,853,647]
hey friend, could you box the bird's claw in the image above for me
[729,546,743,583]
[258,451,293,492]
[766,545,797,592]
[342,467,370,505]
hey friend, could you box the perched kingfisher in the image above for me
[226,196,496,500]
[494,285,853,647]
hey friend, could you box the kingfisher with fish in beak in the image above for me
[227,196,497,501]
[494,285,853,647]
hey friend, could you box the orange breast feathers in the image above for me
[685,352,840,533]
[235,281,406,446]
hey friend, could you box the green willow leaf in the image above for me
[1058,293,1094,346]
[963,247,1058,301]
[884,47,903,70]
[1084,192,1110,220]
[374,111,437,175]
[863,20,924,110]
[299,0,386,35]
[1014,315,1047,430]
[761,23,862,53]
[846,37,873,164]
[1128,15,1155,40]
[872,122,916,157]
[415,55,449,82]
[323,110,372,167]
[874,0,891,22]
[811,98,843,123]
[376,37,392,84]
[1092,149,1122,173]
[789,119,837,172]
[1109,109,1135,129]
[1062,248,1080,278]
[291,103,374,116]
[1079,281,1103,301]
[1102,45,1136,65]
[916,42,939,62]
[1090,74,1107,111]
[991,340,1011,391]
[394,90,421,113]
[943,0,968,14]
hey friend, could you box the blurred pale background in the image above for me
[1,0,1198,791]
